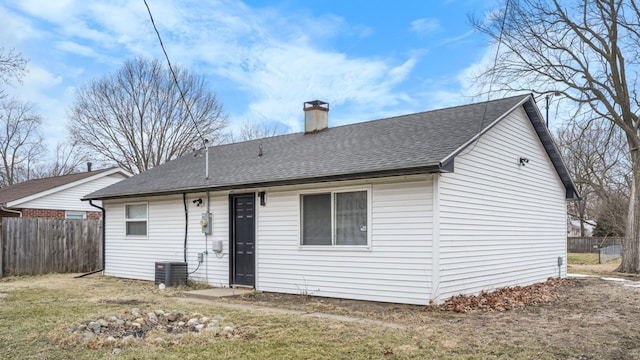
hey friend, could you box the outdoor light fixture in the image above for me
[519,157,530,166]
[259,192,266,206]
[193,198,203,206]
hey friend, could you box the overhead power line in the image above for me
[143,0,207,147]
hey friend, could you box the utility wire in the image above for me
[143,0,207,147]
[464,0,511,156]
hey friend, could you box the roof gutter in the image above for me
[0,205,22,217]
[84,163,448,201]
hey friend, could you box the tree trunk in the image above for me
[619,149,640,273]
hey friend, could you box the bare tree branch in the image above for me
[68,57,228,174]
[0,47,28,99]
[0,99,45,186]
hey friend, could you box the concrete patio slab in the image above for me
[186,287,253,299]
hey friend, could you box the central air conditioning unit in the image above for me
[154,261,188,287]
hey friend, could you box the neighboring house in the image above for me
[0,167,131,219]
[85,95,578,305]
[568,219,595,237]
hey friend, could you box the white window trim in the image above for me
[125,202,148,238]
[65,211,87,220]
[298,185,372,250]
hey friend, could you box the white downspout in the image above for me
[431,174,440,303]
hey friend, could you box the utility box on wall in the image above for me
[154,261,187,287]
[201,212,212,234]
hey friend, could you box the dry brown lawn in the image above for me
[1,265,639,359]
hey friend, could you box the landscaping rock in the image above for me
[187,318,199,327]
[63,308,240,346]
[89,322,101,334]
[167,311,182,322]
[146,312,158,325]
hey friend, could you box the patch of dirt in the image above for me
[224,278,584,324]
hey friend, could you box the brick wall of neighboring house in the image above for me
[22,208,66,218]
[86,211,102,220]
[19,208,102,219]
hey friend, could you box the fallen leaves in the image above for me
[440,277,576,313]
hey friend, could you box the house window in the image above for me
[301,190,369,246]
[125,203,147,236]
[65,211,86,220]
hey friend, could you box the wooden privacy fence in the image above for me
[567,236,624,253]
[0,217,102,278]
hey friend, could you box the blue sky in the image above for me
[0,0,503,150]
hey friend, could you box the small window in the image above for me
[301,190,369,246]
[125,203,147,236]
[66,211,86,220]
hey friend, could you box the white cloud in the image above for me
[4,0,428,142]
[55,41,101,58]
[440,29,476,46]
[4,64,70,149]
[19,65,63,92]
[410,18,441,37]
[0,6,41,44]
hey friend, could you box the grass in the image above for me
[1,273,640,359]
[567,252,599,265]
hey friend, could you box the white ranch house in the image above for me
[85,95,577,305]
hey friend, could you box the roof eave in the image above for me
[84,163,447,201]
[521,98,580,200]
[8,167,132,207]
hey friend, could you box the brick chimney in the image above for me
[304,100,329,133]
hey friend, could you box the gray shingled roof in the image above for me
[85,95,577,200]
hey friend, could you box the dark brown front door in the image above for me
[230,193,255,287]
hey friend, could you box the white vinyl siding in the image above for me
[18,173,127,211]
[256,179,433,305]
[103,195,186,281]
[185,193,230,286]
[437,106,567,301]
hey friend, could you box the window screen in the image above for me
[301,193,331,245]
